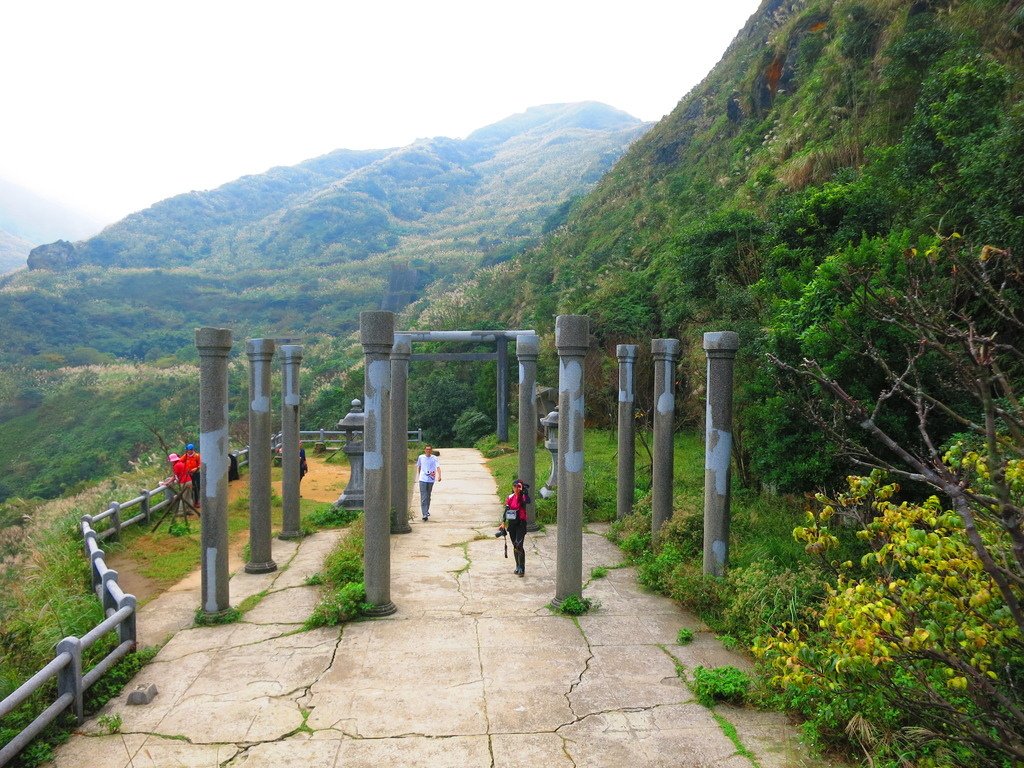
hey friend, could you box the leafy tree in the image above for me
[761,238,1024,765]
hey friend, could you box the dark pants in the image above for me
[191,470,201,506]
[419,481,435,518]
[508,518,527,572]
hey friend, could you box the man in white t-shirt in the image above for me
[415,445,441,521]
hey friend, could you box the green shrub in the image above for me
[305,582,369,628]
[719,562,825,646]
[691,666,750,707]
[590,566,608,579]
[676,628,694,645]
[554,595,596,616]
[306,505,360,528]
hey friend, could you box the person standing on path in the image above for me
[415,445,441,521]
[501,479,530,576]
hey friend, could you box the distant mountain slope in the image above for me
[0,178,103,272]
[1,102,647,366]
[28,102,646,272]
[0,229,33,274]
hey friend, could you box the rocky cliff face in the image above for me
[26,240,79,271]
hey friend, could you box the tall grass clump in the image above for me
[305,515,369,628]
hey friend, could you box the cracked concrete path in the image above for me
[52,448,832,768]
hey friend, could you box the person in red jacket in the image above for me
[181,443,201,508]
[499,479,530,577]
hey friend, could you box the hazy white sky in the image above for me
[0,0,761,224]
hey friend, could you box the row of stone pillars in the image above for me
[615,332,739,577]
[195,328,308,616]
[196,317,738,616]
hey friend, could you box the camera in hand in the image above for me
[494,527,507,538]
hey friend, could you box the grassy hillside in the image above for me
[421,0,1024,490]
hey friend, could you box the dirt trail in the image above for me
[110,454,349,603]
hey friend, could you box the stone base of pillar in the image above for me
[278,530,303,541]
[549,595,578,610]
[363,601,397,617]
[526,521,540,532]
[244,559,278,574]
[392,521,412,534]
[200,607,236,621]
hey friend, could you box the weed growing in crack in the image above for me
[590,566,608,579]
[236,590,268,614]
[712,712,761,767]
[677,628,695,645]
[97,714,122,735]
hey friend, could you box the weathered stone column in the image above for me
[390,335,412,534]
[517,334,539,531]
[245,339,277,573]
[703,331,739,577]
[497,335,509,441]
[196,327,232,616]
[361,311,397,616]
[554,315,588,606]
[278,344,303,540]
[616,344,638,521]
[651,338,680,538]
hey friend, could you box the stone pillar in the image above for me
[390,336,412,533]
[703,332,739,577]
[616,345,639,520]
[196,327,232,616]
[361,311,397,616]
[517,334,539,531]
[245,339,277,573]
[651,338,680,538]
[554,315,588,606]
[497,335,509,441]
[278,344,303,540]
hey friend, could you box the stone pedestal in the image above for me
[245,339,277,574]
[335,401,365,509]
[361,311,397,616]
[279,344,303,540]
[616,344,638,520]
[517,334,539,531]
[651,338,680,539]
[554,315,588,606]
[196,327,232,616]
[703,331,739,577]
[390,336,412,533]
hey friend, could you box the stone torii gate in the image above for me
[399,329,538,442]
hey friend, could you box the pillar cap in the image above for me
[195,327,232,354]
[246,338,276,357]
[360,311,395,354]
[703,331,739,352]
[555,315,589,355]
[616,344,638,360]
[651,338,681,358]
[280,343,303,361]
[516,333,539,357]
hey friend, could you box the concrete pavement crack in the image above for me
[564,616,594,721]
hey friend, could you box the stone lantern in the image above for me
[334,399,365,509]
[539,407,559,499]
